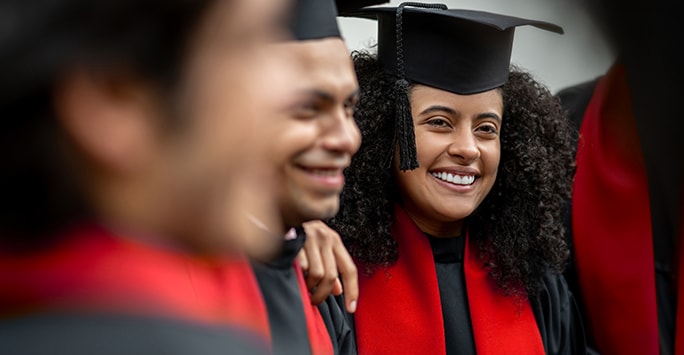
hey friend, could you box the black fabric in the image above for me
[626,57,680,355]
[252,228,312,355]
[427,234,476,355]
[339,4,562,95]
[657,263,676,355]
[335,0,388,13]
[289,0,341,41]
[555,77,600,133]
[529,272,590,355]
[318,294,357,355]
[0,312,269,355]
[253,227,356,355]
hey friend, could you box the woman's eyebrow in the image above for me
[419,105,458,116]
[476,112,502,122]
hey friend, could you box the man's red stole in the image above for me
[572,63,661,354]
[354,205,544,355]
[293,262,335,355]
[0,224,271,342]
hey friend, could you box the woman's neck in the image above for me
[403,207,464,238]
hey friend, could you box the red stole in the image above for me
[678,214,684,355]
[0,224,271,342]
[354,205,544,355]
[572,64,660,354]
[293,262,335,355]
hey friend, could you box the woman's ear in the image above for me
[54,70,164,174]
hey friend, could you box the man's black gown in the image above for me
[252,227,356,355]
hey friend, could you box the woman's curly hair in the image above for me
[328,50,576,298]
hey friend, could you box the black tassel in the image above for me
[392,2,446,171]
[395,78,418,171]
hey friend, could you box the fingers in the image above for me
[301,224,325,291]
[308,239,338,305]
[331,278,343,296]
[300,220,359,312]
[296,248,309,272]
[334,241,359,313]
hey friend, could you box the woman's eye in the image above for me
[427,118,449,127]
[476,124,499,135]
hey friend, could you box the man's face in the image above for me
[267,38,361,231]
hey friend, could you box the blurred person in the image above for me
[328,3,588,354]
[247,0,362,353]
[556,1,683,353]
[0,0,296,353]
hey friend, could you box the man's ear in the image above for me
[54,70,164,174]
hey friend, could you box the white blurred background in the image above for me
[338,0,615,94]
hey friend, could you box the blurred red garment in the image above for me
[0,223,271,342]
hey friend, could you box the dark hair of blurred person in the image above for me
[0,0,294,354]
[1,0,207,245]
[0,0,288,253]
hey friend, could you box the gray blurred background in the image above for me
[338,0,615,94]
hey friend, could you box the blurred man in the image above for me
[0,0,296,353]
[558,0,683,354]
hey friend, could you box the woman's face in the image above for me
[394,84,502,237]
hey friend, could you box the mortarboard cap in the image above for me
[340,2,563,94]
[340,2,563,171]
[335,0,390,14]
[289,0,342,41]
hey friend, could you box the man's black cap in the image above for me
[289,0,342,40]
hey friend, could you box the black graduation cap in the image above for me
[340,2,563,170]
[335,0,390,14]
[341,2,564,95]
[289,0,342,40]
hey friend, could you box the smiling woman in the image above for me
[397,86,502,237]
[327,2,587,355]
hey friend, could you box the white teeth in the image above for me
[431,172,475,185]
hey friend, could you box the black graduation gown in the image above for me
[557,79,677,354]
[251,227,356,355]
[0,313,270,355]
[342,234,588,355]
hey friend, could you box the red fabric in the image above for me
[293,262,335,355]
[0,224,271,342]
[354,205,544,355]
[572,64,659,355]
[677,208,684,355]
[463,229,544,354]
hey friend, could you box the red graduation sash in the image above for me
[354,205,544,355]
[0,224,271,343]
[677,214,684,355]
[572,64,659,354]
[293,262,336,355]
